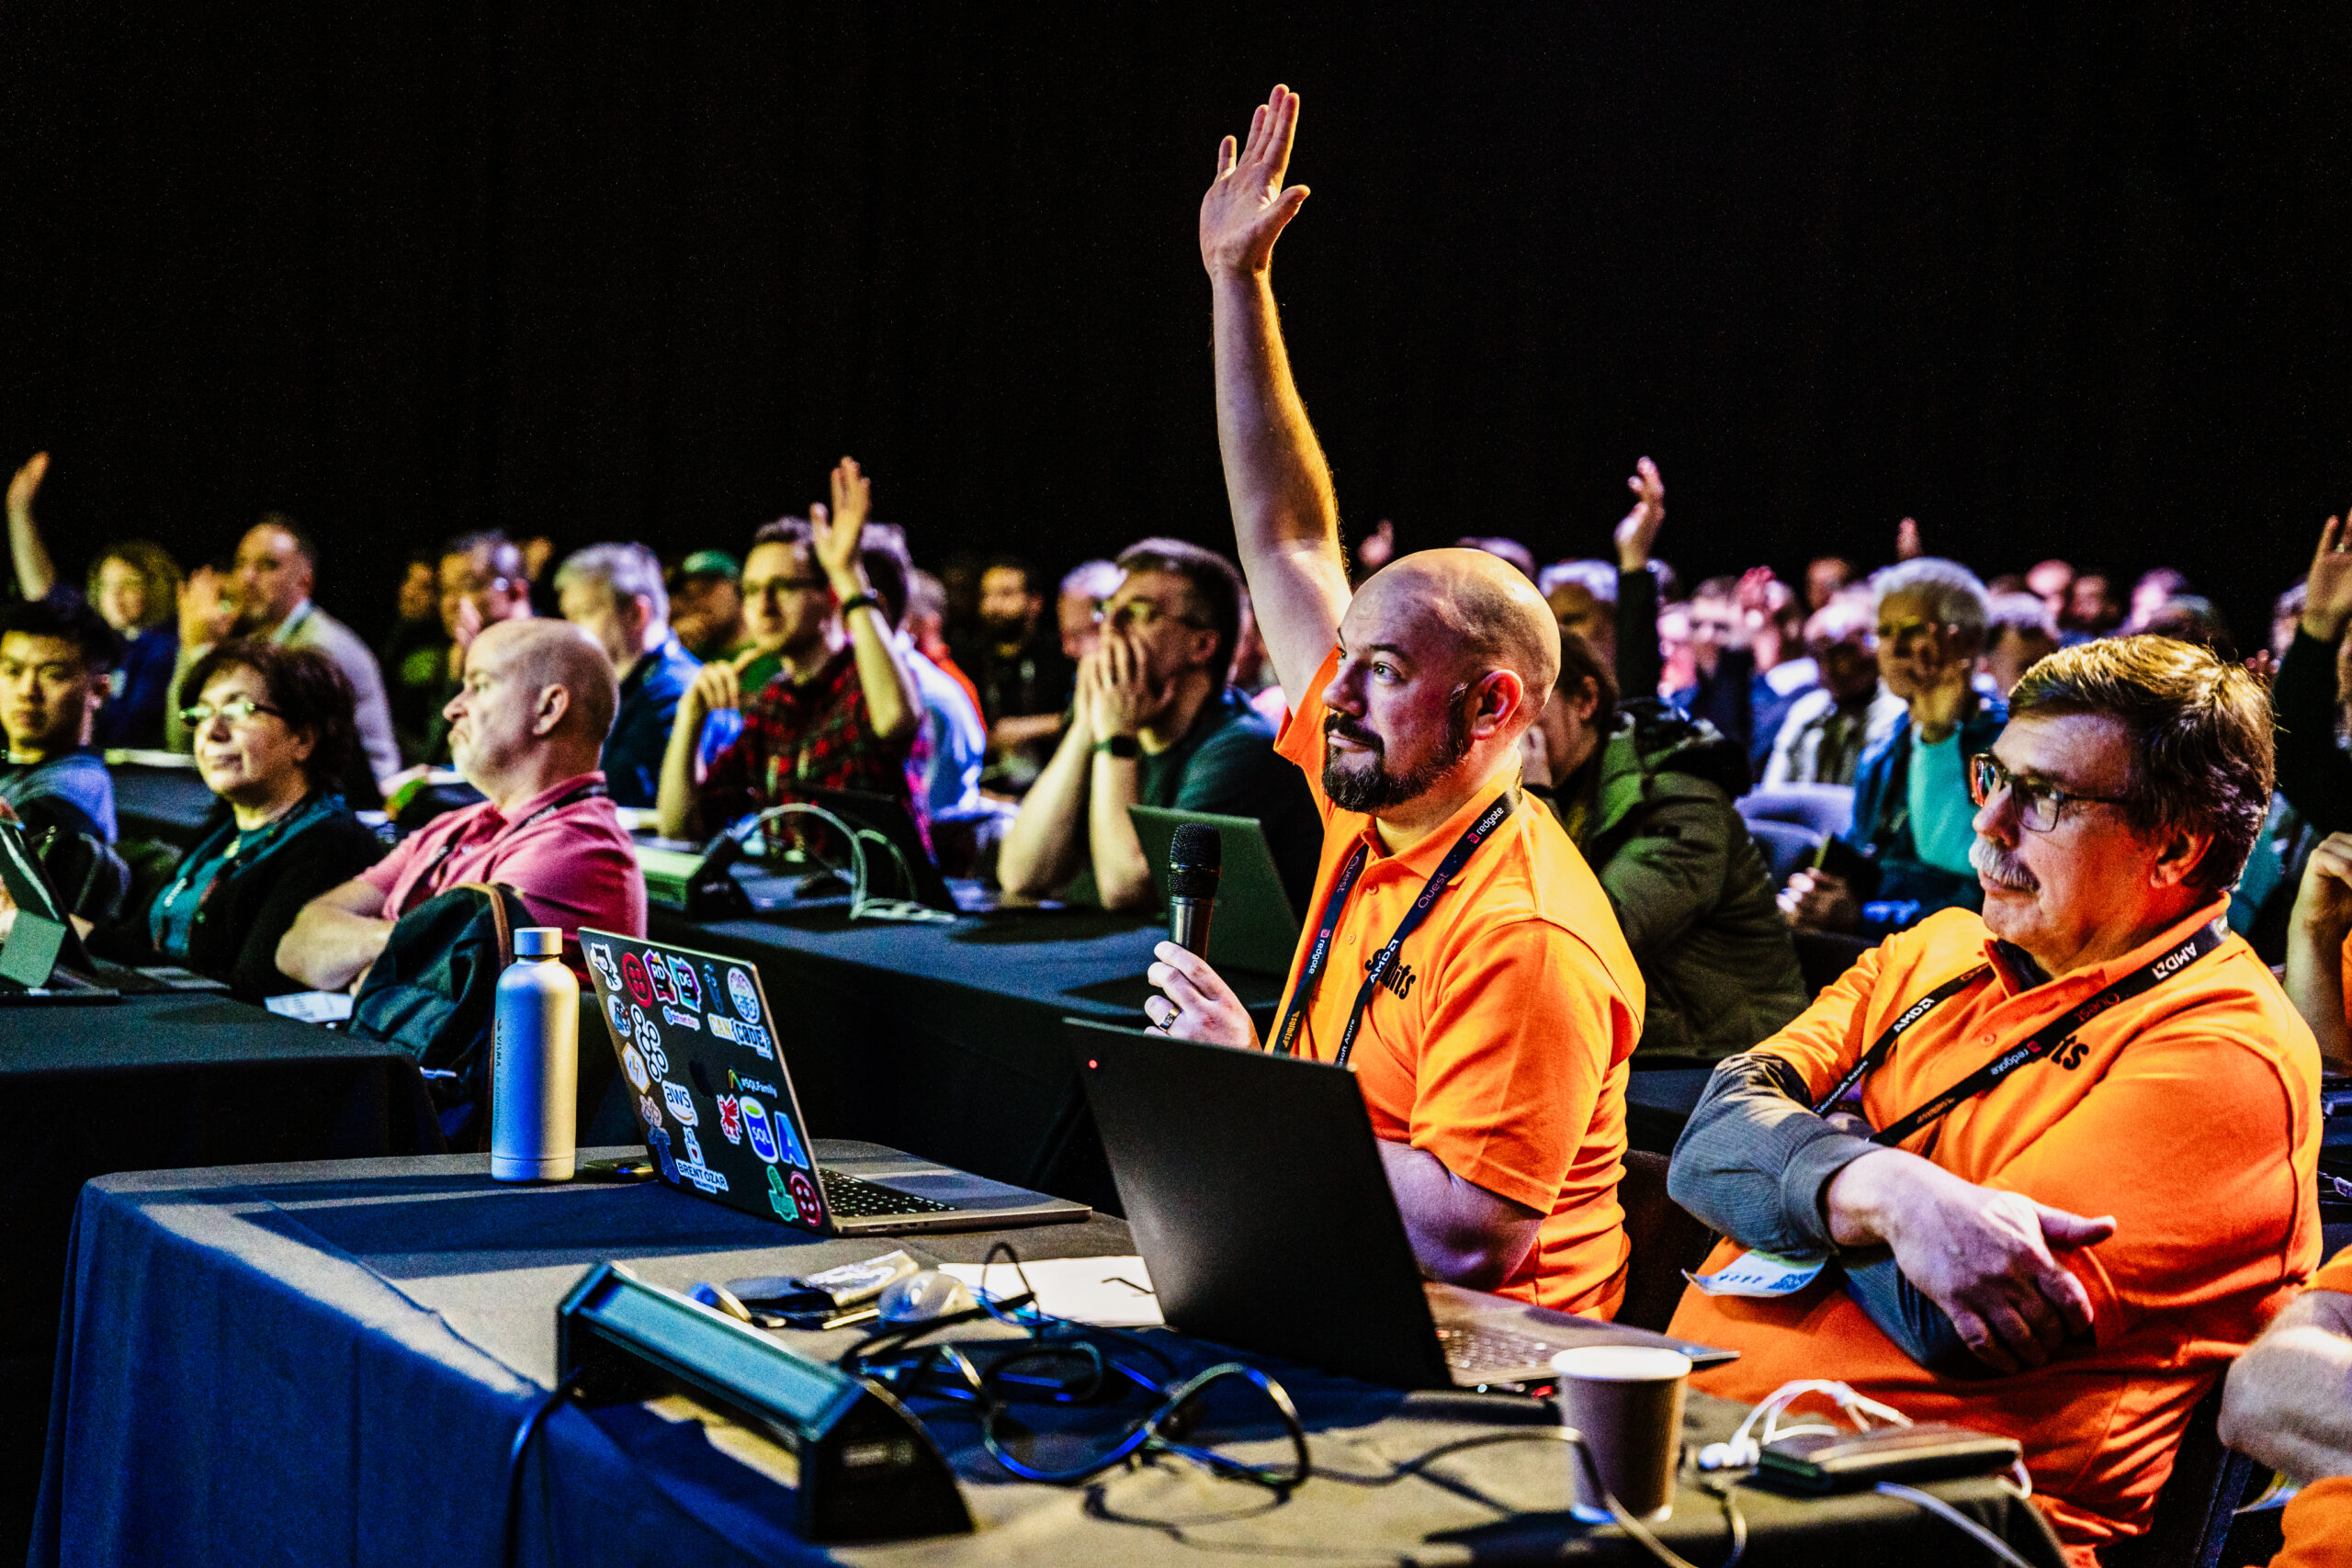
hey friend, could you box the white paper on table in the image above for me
[265,989,356,1023]
[939,1256,1161,1327]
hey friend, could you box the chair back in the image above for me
[1791,928,1874,999]
[2102,1377,2268,1568]
[1615,1147,1716,1333]
[1746,819,1824,887]
[1737,784,1856,839]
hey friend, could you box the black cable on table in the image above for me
[503,1365,585,1568]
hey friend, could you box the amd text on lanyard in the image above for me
[1813,916,2231,1150]
[1270,791,1517,1069]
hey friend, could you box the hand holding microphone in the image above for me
[1145,824,1258,1047]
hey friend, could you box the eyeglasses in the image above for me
[1968,752,2130,833]
[1095,600,1207,635]
[178,696,285,729]
[743,576,830,601]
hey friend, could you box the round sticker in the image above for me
[620,1043,650,1093]
[621,951,654,1006]
[786,1169,821,1220]
[726,967,761,1023]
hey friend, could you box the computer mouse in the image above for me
[876,1269,977,1324]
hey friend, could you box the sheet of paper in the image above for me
[939,1256,1161,1327]
[265,989,355,1023]
[1682,1248,1827,1300]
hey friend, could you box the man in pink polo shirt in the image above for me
[277,618,646,988]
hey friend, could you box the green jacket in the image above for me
[1569,705,1809,1061]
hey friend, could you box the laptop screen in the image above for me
[579,928,831,1233]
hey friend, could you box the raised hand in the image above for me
[1614,457,1666,570]
[2302,514,2352,645]
[1895,515,1924,561]
[1200,85,1310,279]
[811,456,872,595]
[6,453,49,523]
[178,564,239,649]
[2294,831,2352,944]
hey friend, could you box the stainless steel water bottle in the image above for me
[490,926,579,1181]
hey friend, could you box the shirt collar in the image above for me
[267,600,316,645]
[1978,896,2231,999]
[1353,767,1521,879]
[485,769,607,828]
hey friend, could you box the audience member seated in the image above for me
[2219,1245,2352,1568]
[1538,457,1673,706]
[2064,568,2123,638]
[1149,85,1642,1313]
[1057,558,1125,661]
[6,452,184,750]
[904,568,982,716]
[2026,557,2074,625]
[555,542,698,808]
[2124,566,2190,632]
[413,530,537,764]
[0,596,127,919]
[277,619,643,987]
[668,549,744,661]
[1760,598,1903,787]
[1666,573,1758,759]
[167,514,401,787]
[1804,553,1856,611]
[1528,633,1806,1059]
[656,458,923,842]
[949,555,1077,790]
[1453,534,1538,581]
[2136,592,2232,655]
[378,552,449,764]
[93,642,382,998]
[1980,590,2061,695]
[1745,570,1818,773]
[1669,637,2316,1557]
[1782,558,2000,936]
[858,522,993,869]
[999,538,1319,910]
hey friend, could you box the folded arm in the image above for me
[2220,1285,2352,1480]
[277,877,393,992]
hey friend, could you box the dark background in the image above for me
[5,2,2347,648]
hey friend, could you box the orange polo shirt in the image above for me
[1273,648,1645,1314]
[2268,1247,2352,1568]
[1669,902,2320,1552]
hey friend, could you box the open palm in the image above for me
[2303,514,2352,643]
[1200,85,1310,278]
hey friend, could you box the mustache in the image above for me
[1323,713,1383,753]
[1970,835,2040,893]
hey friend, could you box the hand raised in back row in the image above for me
[1200,85,1310,281]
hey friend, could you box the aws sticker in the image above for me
[727,966,760,1022]
[621,951,654,1006]
[667,954,703,1010]
[647,1126,676,1182]
[765,1166,798,1222]
[586,941,622,994]
[741,1097,779,1164]
[786,1170,821,1223]
[661,1007,702,1032]
[717,1095,742,1145]
[620,1043,650,1094]
[639,1092,664,1129]
[661,1080,698,1126]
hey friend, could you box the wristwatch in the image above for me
[838,592,882,617]
[1093,735,1141,760]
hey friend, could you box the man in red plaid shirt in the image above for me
[656,457,924,841]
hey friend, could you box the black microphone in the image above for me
[1167,823,1223,960]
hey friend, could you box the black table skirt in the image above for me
[35,1152,2064,1568]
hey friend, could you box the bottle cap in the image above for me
[514,927,565,957]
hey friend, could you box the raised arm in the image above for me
[813,457,920,745]
[1201,85,1351,709]
[7,453,58,602]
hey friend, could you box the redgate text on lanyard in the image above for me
[1269,791,1517,1069]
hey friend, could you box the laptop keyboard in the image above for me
[1435,1324,1566,1377]
[817,1168,963,1217]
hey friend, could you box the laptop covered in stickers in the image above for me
[579,927,1091,1235]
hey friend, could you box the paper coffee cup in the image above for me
[1551,1346,1690,1523]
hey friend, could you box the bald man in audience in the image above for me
[277,618,645,988]
[1145,85,1645,1314]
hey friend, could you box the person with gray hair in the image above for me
[555,542,700,807]
[1783,556,2002,936]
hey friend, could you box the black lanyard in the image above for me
[400,780,607,916]
[1812,916,2230,1150]
[1270,792,1516,1068]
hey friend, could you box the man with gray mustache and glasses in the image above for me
[1665,636,2320,1561]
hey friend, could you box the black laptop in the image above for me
[0,816,120,1002]
[582,927,1090,1235]
[1069,1019,1733,1388]
[1127,805,1301,976]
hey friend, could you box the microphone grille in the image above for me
[1170,823,1223,872]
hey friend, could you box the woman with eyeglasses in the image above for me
[93,640,383,997]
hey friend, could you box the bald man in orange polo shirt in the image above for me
[1667,637,2318,1562]
[1142,85,1645,1314]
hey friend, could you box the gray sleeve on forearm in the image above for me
[1666,1053,1882,1258]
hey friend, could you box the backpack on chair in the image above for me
[348,881,535,1150]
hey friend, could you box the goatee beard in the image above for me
[1323,701,1474,814]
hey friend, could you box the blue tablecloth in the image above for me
[35,1150,2064,1568]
